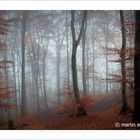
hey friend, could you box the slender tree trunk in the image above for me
[86,39,90,94]
[55,31,64,103]
[11,41,17,111]
[71,11,87,103]
[133,11,140,122]
[12,59,17,110]
[105,46,108,94]
[72,46,80,102]
[71,10,87,116]
[16,46,22,110]
[120,10,129,114]
[42,46,48,109]
[35,76,40,111]
[82,15,87,95]
[21,11,26,116]
[43,62,48,109]
[36,46,40,111]
[104,13,109,94]
[66,11,70,95]
[91,18,95,94]
[56,46,61,103]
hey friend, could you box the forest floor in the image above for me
[12,91,134,130]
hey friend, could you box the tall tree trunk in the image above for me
[71,10,87,116]
[16,45,22,110]
[91,18,95,94]
[21,11,26,116]
[36,45,40,112]
[133,11,140,122]
[86,38,90,94]
[35,77,40,111]
[42,44,48,109]
[12,57,17,110]
[11,40,17,111]
[104,13,109,94]
[82,15,87,95]
[56,46,61,103]
[105,43,109,94]
[66,11,70,95]
[72,46,80,102]
[55,30,64,103]
[120,10,129,114]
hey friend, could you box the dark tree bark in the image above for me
[21,11,27,116]
[71,11,87,116]
[71,11,87,102]
[133,11,140,123]
[119,10,129,114]
[82,14,87,95]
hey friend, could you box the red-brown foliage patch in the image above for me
[11,93,134,130]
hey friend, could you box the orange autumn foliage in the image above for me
[58,94,98,115]
[0,12,15,111]
[0,91,14,99]
[13,93,134,130]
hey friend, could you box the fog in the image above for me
[0,10,134,123]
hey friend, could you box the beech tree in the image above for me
[91,18,95,94]
[55,33,64,103]
[82,12,87,95]
[119,10,129,114]
[21,11,27,116]
[65,11,70,95]
[0,10,137,129]
[71,10,87,116]
[103,12,109,94]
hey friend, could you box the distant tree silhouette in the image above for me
[21,11,27,116]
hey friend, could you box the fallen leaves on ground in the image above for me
[11,93,134,130]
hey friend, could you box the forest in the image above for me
[0,10,140,130]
